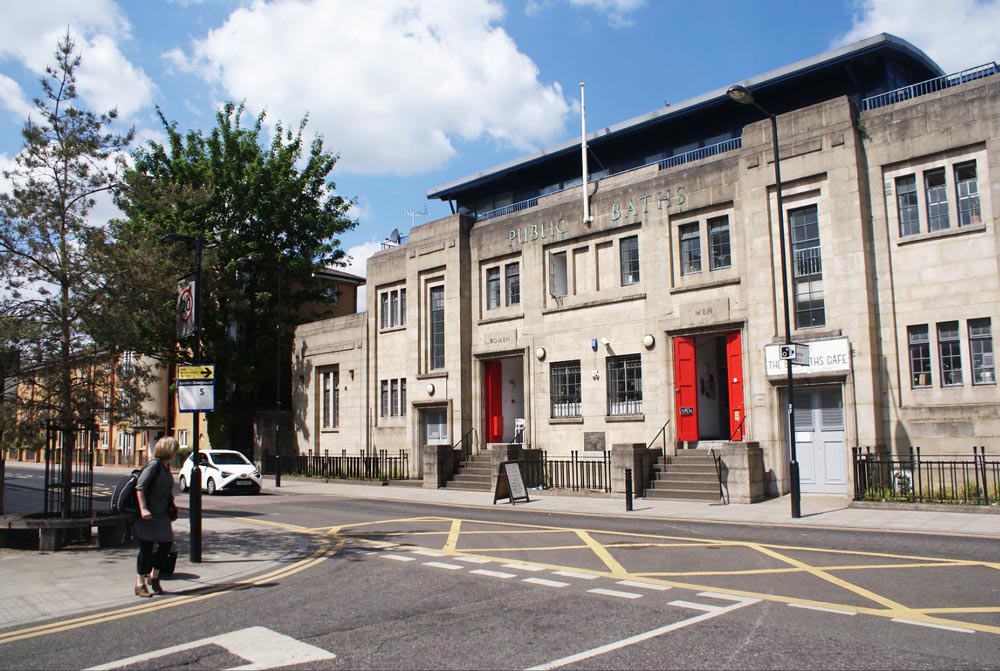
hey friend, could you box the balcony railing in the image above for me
[861,62,999,111]
[474,137,742,222]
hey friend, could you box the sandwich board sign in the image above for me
[493,461,530,505]
[177,364,215,413]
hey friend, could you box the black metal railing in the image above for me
[262,450,410,482]
[852,446,997,505]
[861,62,1000,111]
[43,423,97,518]
[648,420,670,460]
[520,450,611,493]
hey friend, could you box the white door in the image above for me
[793,386,847,494]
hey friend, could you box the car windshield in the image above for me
[211,453,252,466]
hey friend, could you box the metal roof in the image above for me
[426,33,941,202]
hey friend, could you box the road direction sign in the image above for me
[178,364,214,380]
[177,364,215,412]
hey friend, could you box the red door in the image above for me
[726,332,745,441]
[484,360,504,443]
[673,336,698,441]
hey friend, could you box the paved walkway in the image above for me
[1,471,997,631]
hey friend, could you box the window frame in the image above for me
[505,261,520,306]
[969,318,995,385]
[429,284,445,370]
[708,216,731,271]
[679,222,701,275]
[320,367,340,429]
[908,325,932,388]
[789,204,825,329]
[937,321,963,386]
[550,360,582,418]
[606,354,643,416]
[619,235,640,286]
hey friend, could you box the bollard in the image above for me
[625,467,633,512]
[275,454,282,488]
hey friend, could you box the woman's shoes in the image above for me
[149,578,164,595]
[134,581,152,598]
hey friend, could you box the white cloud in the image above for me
[836,0,1000,73]
[0,75,33,120]
[179,0,570,175]
[567,0,646,28]
[0,0,154,122]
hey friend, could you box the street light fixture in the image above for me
[726,84,802,519]
[161,233,207,560]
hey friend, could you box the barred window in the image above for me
[607,354,642,416]
[969,318,995,385]
[937,321,963,386]
[550,361,581,418]
[908,325,931,388]
[620,235,640,285]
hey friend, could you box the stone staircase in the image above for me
[445,451,493,491]
[645,449,722,502]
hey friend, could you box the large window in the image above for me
[789,205,825,328]
[708,216,731,270]
[620,235,640,286]
[550,361,581,418]
[380,380,389,417]
[424,408,448,445]
[320,367,339,428]
[429,285,445,369]
[969,318,995,385]
[379,287,406,329]
[485,261,520,310]
[937,321,963,386]
[607,354,642,416]
[908,325,932,388]
[380,378,406,417]
[894,158,982,237]
[679,223,701,275]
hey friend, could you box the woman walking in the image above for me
[134,436,179,597]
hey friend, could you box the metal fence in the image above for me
[261,450,410,482]
[520,451,611,493]
[861,62,1000,111]
[852,446,997,505]
[43,423,97,518]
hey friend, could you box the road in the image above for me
[1,465,999,669]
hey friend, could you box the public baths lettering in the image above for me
[610,188,686,222]
[508,218,569,247]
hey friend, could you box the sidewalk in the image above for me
[2,473,998,631]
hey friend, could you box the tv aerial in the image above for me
[404,206,428,228]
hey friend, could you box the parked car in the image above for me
[178,449,262,495]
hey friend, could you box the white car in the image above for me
[178,449,262,495]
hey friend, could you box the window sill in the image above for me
[479,312,524,326]
[379,325,407,334]
[670,276,740,295]
[549,417,583,425]
[605,414,644,423]
[416,371,448,381]
[542,292,645,315]
[897,222,986,246]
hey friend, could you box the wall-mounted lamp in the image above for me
[535,347,546,361]
[642,334,655,349]
[591,369,600,380]
[426,383,435,396]
[601,337,610,347]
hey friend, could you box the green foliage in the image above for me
[0,32,151,439]
[117,101,357,447]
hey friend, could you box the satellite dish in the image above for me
[389,228,400,244]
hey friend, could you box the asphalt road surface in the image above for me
[1,478,998,670]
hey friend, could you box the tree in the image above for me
[118,102,357,450]
[0,33,145,515]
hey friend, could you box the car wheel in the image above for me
[179,475,188,493]
[207,478,217,495]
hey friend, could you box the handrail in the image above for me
[647,420,670,458]
[729,415,746,442]
[452,426,478,458]
[861,61,999,111]
[710,449,729,505]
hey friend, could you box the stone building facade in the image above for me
[293,34,998,498]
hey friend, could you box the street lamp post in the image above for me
[726,84,802,519]
[162,233,206,560]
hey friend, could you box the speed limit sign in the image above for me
[177,279,196,339]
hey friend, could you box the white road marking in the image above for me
[616,580,671,591]
[86,626,335,670]
[504,563,546,572]
[382,554,416,562]
[668,600,721,613]
[697,591,754,603]
[588,588,642,600]
[424,561,464,571]
[523,577,571,588]
[526,597,761,670]
[789,603,857,615]
[471,569,518,579]
[410,549,446,557]
[891,618,975,633]
[553,570,598,580]
[454,556,491,564]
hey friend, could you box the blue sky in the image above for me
[2,0,999,281]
